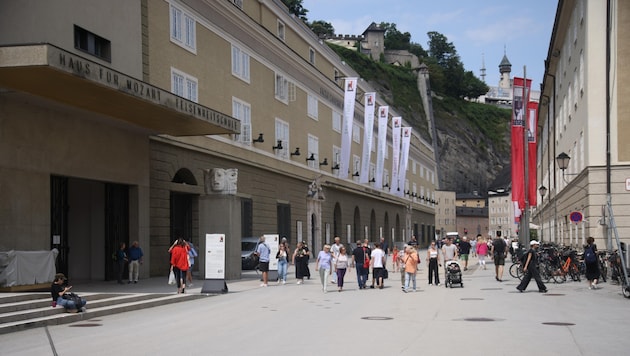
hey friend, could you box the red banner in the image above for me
[511,77,531,215]
[527,101,538,206]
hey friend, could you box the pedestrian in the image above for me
[397,244,407,289]
[584,236,600,289]
[255,235,271,287]
[491,232,507,282]
[127,241,143,284]
[516,240,548,293]
[442,237,458,262]
[427,241,441,285]
[186,241,198,287]
[169,238,189,294]
[476,235,488,269]
[51,273,86,313]
[470,236,477,258]
[403,245,419,292]
[407,235,419,248]
[116,242,128,285]
[459,236,471,271]
[351,240,370,289]
[276,243,288,284]
[315,244,333,292]
[370,242,386,289]
[330,236,342,284]
[334,246,349,291]
[302,241,311,279]
[380,237,389,256]
[292,241,310,284]
[392,245,399,272]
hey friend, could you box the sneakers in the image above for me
[297,280,302,285]
[282,280,286,285]
[437,283,441,286]
[428,283,433,285]
[516,287,524,293]
[539,289,548,293]
[402,289,408,293]
[260,283,268,287]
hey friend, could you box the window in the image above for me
[231,0,243,9]
[352,123,361,143]
[277,20,285,41]
[170,4,196,52]
[171,68,198,102]
[384,169,390,187]
[307,94,318,120]
[74,25,111,62]
[309,48,316,65]
[370,163,376,182]
[231,45,250,82]
[307,135,319,169]
[232,98,251,144]
[275,118,289,159]
[332,111,342,132]
[352,155,361,177]
[275,73,289,103]
[333,146,341,175]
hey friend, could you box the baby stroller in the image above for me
[445,260,463,288]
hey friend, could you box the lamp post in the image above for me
[556,152,570,172]
[539,185,547,242]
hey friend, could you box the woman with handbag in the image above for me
[51,273,86,312]
[169,238,189,294]
[334,246,349,292]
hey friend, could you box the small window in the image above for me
[309,48,316,65]
[332,111,342,133]
[170,4,196,52]
[74,25,111,62]
[307,94,318,120]
[231,45,250,82]
[275,118,290,159]
[277,20,286,41]
[352,123,360,143]
[232,97,251,144]
[171,68,198,103]
[275,73,289,103]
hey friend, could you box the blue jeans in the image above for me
[405,272,417,291]
[277,259,288,281]
[356,265,367,288]
[56,296,86,310]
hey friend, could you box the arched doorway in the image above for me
[370,209,377,241]
[353,207,361,242]
[384,212,390,245]
[333,203,342,238]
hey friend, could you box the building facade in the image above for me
[434,190,456,239]
[534,0,629,251]
[0,0,438,282]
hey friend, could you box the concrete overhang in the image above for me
[0,44,240,136]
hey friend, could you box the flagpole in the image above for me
[521,66,530,248]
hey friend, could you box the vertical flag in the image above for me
[360,93,376,183]
[527,101,538,206]
[375,106,388,189]
[338,77,357,179]
[511,77,532,216]
[390,117,402,194]
[398,127,412,197]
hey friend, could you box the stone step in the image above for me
[0,293,117,314]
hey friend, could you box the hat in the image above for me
[530,240,540,246]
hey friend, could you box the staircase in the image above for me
[0,291,207,334]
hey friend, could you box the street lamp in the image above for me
[556,152,570,171]
[539,185,547,242]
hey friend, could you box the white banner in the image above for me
[398,127,411,197]
[360,92,376,183]
[375,106,388,189]
[390,117,402,194]
[204,233,225,279]
[338,77,358,179]
[263,234,280,271]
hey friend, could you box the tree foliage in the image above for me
[310,20,334,37]
[281,0,308,21]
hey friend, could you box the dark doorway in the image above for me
[51,176,69,275]
[170,192,193,242]
[277,203,291,243]
[105,183,129,281]
[242,198,253,237]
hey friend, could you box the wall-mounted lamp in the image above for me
[290,147,301,156]
[412,192,417,198]
[331,163,340,172]
[539,185,548,199]
[352,171,360,177]
[383,183,389,188]
[556,152,570,171]
[306,153,315,161]
[369,177,375,183]
[272,140,283,152]
[252,133,264,143]
[319,158,328,166]
[405,190,410,195]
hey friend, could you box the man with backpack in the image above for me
[516,240,547,293]
[352,240,371,289]
[584,236,600,289]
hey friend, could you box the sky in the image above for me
[302,0,559,88]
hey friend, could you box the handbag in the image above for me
[168,270,176,285]
[382,269,389,279]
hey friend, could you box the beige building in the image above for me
[0,0,437,283]
[488,190,516,239]
[534,0,629,250]
[434,190,456,239]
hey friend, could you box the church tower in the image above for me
[498,48,512,91]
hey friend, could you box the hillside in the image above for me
[329,44,512,193]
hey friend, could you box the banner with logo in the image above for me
[360,93,376,183]
[338,78,358,179]
[527,101,538,206]
[398,127,411,197]
[390,117,402,194]
[511,77,531,216]
[375,106,388,189]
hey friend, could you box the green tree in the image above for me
[310,20,334,37]
[380,22,411,50]
[409,42,427,58]
[281,0,308,21]
[427,31,459,68]
[462,71,490,99]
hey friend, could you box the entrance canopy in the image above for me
[0,44,240,136]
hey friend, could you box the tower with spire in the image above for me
[480,52,486,83]
[498,46,512,92]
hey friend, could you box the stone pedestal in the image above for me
[199,194,241,280]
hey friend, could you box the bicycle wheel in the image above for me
[599,259,608,282]
[570,264,581,282]
[509,263,522,279]
[539,263,553,283]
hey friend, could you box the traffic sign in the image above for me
[570,211,583,224]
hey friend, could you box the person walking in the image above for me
[351,240,371,289]
[370,242,386,289]
[292,241,310,285]
[397,245,407,289]
[516,240,547,293]
[427,241,441,286]
[392,245,400,272]
[459,236,471,271]
[491,232,507,282]
[334,246,349,291]
[476,235,488,270]
[186,241,198,287]
[127,241,143,284]
[169,238,189,294]
[330,236,342,284]
[403,245,419,292]
[470,236,477,258]
[116,242,128,285]
[584,236,600,290]
[276,243,289,284]
[315,244,333,292]
[256,235,271,287]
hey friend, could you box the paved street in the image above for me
[2,254,630,356]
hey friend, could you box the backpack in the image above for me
[584,246,596,264]
[519,249,529,264]
[362,248,370,268]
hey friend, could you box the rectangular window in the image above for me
[352,155,361,177]
[275,118,289,159]
[307,135,319,169]
[74,25,111,62]
[307,94,318,120]
[231,45,250,82]
[171,68,198,102]
[232,97,251,144]
[231,0,243,9]
[332,111,342,133]
[277,20,285,41]
[309,47,316,65]
[352,123,360,143]
[370,163,376,182]
[333,146,341,175]
[275,73,289,103]
[384,169,390,188]
[170,4,196,52]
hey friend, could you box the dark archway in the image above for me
[333,203,342,238]
[172,168,197,185]
[353,206,361,242]
[370,209,377,241]
[384,212,390,245]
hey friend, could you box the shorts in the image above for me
[460,254,469,261]
[494,254,505,266]
[373,267,384,279]
[258,261,269,272]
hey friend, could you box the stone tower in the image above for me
[361,22,385,60]
[498,49,512,91]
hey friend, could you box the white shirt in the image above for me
[371,248,385,268]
